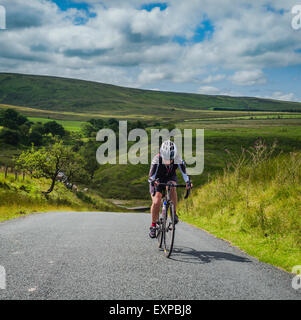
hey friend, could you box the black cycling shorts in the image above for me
[149,176,177,196]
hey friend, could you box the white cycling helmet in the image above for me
[160,140,177,161]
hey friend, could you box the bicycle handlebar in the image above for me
[157,183,187,187]
[152,182,191,199]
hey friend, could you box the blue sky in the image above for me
[51,0,89,11]
[0,0,300,101]
[140,2,168,12]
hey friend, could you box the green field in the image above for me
[2,103,301,131]
[28,117,84,132]
[184,114,301,122]
[4,103,300,124]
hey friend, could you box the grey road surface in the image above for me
[0,211,300,300]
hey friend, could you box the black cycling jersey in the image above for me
[148,154,190,184]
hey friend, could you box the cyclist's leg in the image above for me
[150,191,162,225]
[167,179,179,223]
[167,179,177,213]
[149,187,163,238]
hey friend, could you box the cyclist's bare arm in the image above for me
[176,157,192,188]
[148,154,160,184]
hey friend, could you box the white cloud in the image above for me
[198,86,221,95]
[183,1,301,70]
[198,85,243,97]
[265,91,297,102]
[229,70,267,86]
[201,74,226,84]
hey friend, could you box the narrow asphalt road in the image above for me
[0,211,299,300]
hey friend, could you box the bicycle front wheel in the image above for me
[156,217,163,248]
[163,202,175,258]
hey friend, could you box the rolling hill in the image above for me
[1,73,301,120]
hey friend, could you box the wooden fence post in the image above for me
[5,166,8,179]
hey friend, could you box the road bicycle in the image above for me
[153,182,191,258]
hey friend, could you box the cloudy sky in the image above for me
[0,0,301,101]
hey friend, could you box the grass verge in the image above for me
[0,173,121,222]
[178,146,301,273]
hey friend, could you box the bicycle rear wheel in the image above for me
[163,202,175,258]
